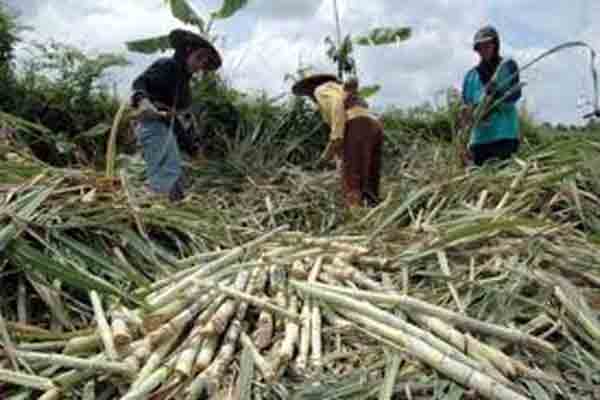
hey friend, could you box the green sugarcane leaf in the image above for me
[354,27,411,46]
[211,0,249,19]
[167,0,205,29]
[358,85,381,99]
[126,35,172,54]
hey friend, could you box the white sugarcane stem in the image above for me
[148,300,204,348]
[14,350,135,377]
[0,368,56,391]
[90,290,119,361]
[340,311,529,400]
[310,304,322,370]
[83,380,95,400]
[201,271,250,336]
[296,298,311,371]
[0,309,19,371]
[414,314,517,378]
[196,280,301,323]
[111,318,132,348]
[121,366,169,400]
[240,332,275,382]
[194,336,218,373]
[436,251,465,313]
[132,332,180,387]
[147,225,288,308]
[296,281,555,352]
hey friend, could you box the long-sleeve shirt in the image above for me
[314,82,373,143]
[462,58,521,148]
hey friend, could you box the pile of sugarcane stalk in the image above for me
[1,132,600,399]
[2,220,600,399]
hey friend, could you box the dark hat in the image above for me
[473,25,500,50]
[169,29,222,70]
[292,74,340,97]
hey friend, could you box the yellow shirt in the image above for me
[314,82,375,142]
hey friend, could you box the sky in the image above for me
[5,0,600,124]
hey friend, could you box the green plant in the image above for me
[125,0,249,55]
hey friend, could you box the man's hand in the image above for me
[324,138,343,161]
[485,81,498,97]
[136,98,164,119]
[458,105,474,130]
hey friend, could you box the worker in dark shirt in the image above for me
[130,29,222,201]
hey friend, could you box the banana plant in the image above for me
[325,1,411,97]
[324,26,411,98]
[126,0,249,54]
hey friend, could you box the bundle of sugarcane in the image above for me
[3,216,600,400]
[2,129,600,399]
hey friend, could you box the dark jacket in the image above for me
[131,54,192,111]
[131,54,201,155]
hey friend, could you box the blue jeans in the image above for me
[135,118,183,194]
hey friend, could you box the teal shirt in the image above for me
[462,59,521,148]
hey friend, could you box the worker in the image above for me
[130,29,222,201]
[292,74,383,208]
[461,25,522,166]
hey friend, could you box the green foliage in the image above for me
[325,34,356,79]
[166,0,205,30]
[354,26,412,46]
[212,0,250,19]
[125,35,171,54]
[0,5,19,109]
[128,0,250,55]
[5,41,128,166]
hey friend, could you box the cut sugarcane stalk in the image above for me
[147,299,205,348]
[273,294,299,374]
[200,271,250,336]
[296,295,311,371]
[339,310,528,400]
[194,335,218,373]
[63,333,102,354]
[297,281,555,352]
[0,369,56,391]
[90,290,118,360]
[413,314,517,378]
[147,226,288,308]
[111,317,132,348]
[240,332,275,382]
[14,350,136,377]
[196,279,301,324]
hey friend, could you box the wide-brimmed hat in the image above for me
[292,74,340,97]
[473,25,500,50]
[169,29,222,70]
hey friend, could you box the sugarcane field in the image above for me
[2,1,600,399]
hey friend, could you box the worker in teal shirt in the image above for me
[462,26,522,166]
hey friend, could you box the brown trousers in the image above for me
[341,117,383,208]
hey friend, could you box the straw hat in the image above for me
[291,74,340,97]
[169,29,222,70]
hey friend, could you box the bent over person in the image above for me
[130,29,222,201]
[292,74,383,208]
[462,26,522,166]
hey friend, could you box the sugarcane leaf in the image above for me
[354,27,411,46]
[167,0,205,29]
[126,35,172,54]
[523,380,552,400]
[358,85,381,99]
[211,0,249,19]
[238,345,254,400]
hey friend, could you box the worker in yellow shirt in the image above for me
[292,74,383,208]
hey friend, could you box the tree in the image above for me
[0,4,20,109]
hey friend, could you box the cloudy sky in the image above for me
[5,0,600,124]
